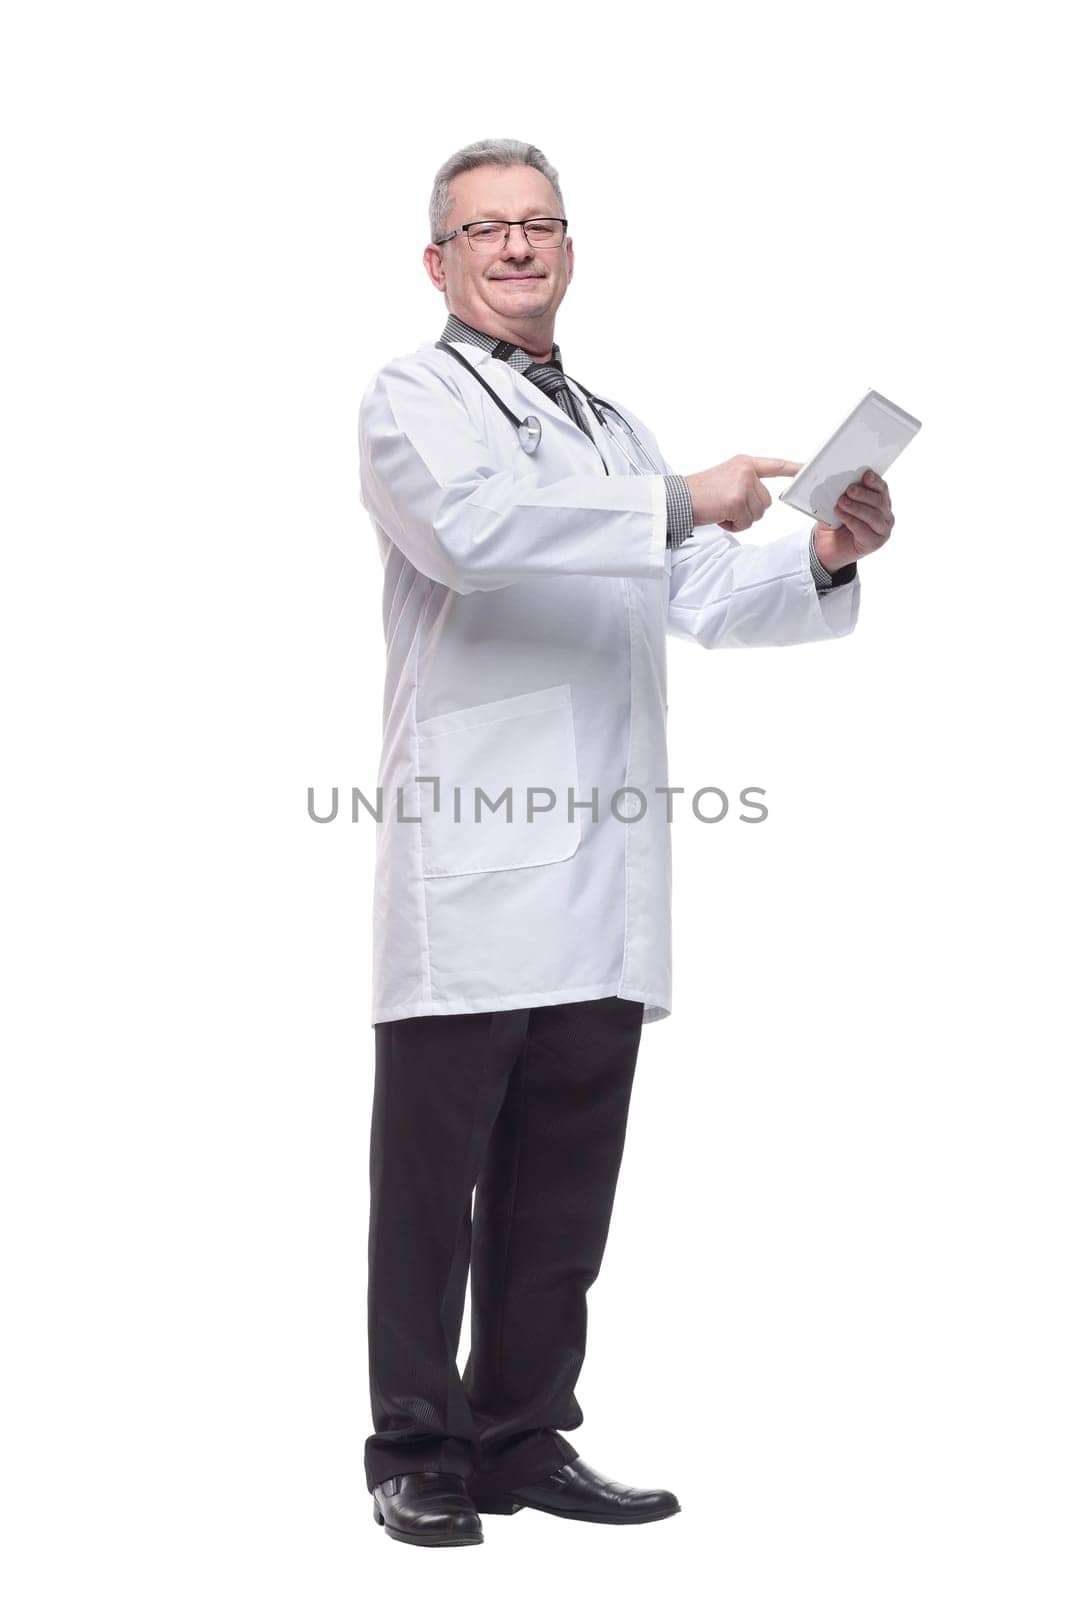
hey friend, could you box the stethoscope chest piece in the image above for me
[518,416,542,454]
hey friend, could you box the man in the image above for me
[357,138,893,1548]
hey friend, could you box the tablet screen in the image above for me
[779,389,922,526]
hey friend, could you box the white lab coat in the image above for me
[358,338,861,1027]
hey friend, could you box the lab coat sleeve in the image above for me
[654,452,861,648]
[666,522,861,647]
[358,359,669,594]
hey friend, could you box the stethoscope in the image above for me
[434,338,660,475]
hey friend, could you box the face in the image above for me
[424,164,574,343]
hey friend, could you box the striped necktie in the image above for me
[492,340,596,443]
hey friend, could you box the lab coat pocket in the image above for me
[415,683,582,878]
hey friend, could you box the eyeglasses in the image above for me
[433,217,568,252]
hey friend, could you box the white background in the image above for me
[2,2,1064,1595]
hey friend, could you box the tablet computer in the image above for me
[779,388,922,527]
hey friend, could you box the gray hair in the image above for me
[429,138,566,243]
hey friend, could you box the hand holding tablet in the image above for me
[779,389,922,528]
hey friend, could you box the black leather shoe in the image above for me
[371,1471,484,1546]
[469,1456,681,1524]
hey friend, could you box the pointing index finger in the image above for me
[751,457,804,477]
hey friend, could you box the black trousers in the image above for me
[365,995,645,1494]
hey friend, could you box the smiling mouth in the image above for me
[493,274,543,281]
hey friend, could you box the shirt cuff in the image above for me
[664,474,695,548]
[809,528,857,591]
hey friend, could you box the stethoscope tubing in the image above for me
[434,338,658,473]
[564,374,661,473]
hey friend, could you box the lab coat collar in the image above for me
[426,334,602,458]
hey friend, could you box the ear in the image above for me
[423,244,446,292]
[565,235,575,284]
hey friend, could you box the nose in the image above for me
[500,225,535,261]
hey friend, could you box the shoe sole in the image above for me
[473,1496,681,1524]
[372,1502,483,1546]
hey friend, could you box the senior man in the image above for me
[357,137,893,1547]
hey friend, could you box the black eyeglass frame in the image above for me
[432,216,569,249]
